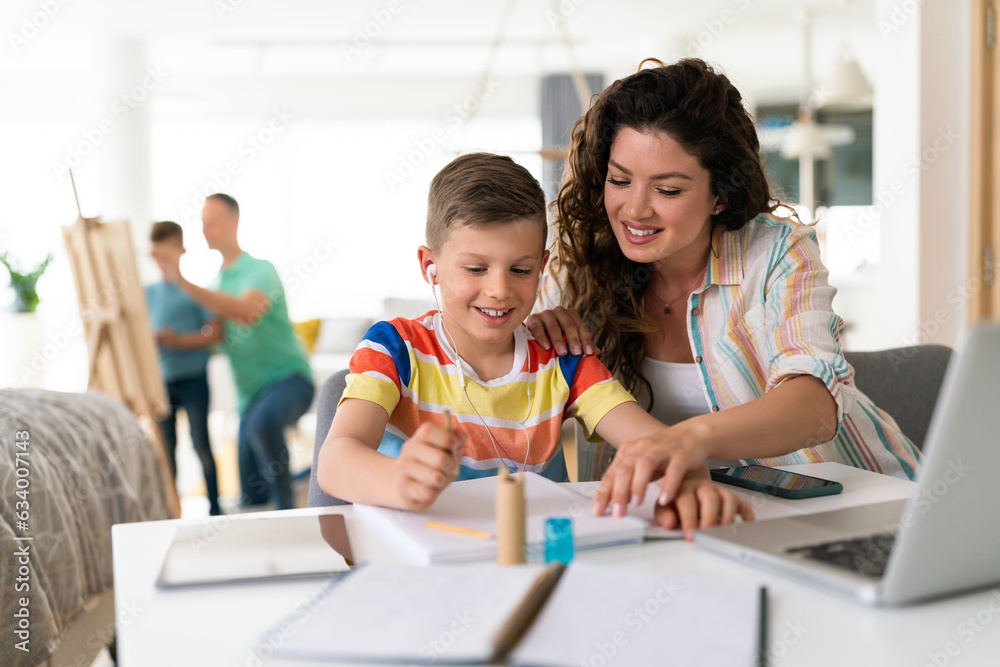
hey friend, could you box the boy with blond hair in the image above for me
[318,153,751,538]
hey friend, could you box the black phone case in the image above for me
[710,468,844,499]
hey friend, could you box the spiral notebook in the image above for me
[268,561,766,665]
[351,472,648,564]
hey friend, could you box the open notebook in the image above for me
[352,472,648,564]
[268,561,765,665]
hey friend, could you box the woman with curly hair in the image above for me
[528,58,921,517]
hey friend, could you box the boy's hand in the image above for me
[394,422,467,511]
[591,424,709,519]
[655,476,755,541]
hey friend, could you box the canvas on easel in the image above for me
[62,213,180,518]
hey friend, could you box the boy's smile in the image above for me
[419,218,548,378]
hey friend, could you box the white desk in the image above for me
[112,463,1000,666]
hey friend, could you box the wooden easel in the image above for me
[61,174,180,518]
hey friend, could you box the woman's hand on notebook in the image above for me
[394,422,467,511]
[591,423,709,519]
[654,475,755,541]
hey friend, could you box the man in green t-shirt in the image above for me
[160,193,314,510]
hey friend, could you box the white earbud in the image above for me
[427,260,534,473]
[426,263,443,314]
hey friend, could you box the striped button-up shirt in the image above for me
[541,214,922,481]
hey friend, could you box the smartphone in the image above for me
[710,465,843,499]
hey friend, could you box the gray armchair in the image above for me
[844,344,953,451]
[307,369,351,507]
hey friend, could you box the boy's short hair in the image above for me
[150,220,183,244]
[426,153,546,251]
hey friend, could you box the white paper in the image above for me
[354,472,647,564]
[512,562,763,666]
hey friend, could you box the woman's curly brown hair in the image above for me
[550,58,786,405]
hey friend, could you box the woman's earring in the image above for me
[712,209,720,216]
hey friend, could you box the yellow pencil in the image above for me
[425,520,494,540]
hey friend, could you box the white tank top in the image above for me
[638,357,740,468]
[639,357,709,425]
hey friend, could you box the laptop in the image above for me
[696,322,1000,606]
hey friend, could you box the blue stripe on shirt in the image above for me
[364,321,412,387]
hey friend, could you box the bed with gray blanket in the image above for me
[0,389,171,667]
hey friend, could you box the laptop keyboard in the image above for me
[785,532,896,579]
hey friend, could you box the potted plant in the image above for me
[1,251,53,313]
[0,251,54,388]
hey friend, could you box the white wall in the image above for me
[869,0,971,351]
[871,0,921,350]
[917,0,972,349]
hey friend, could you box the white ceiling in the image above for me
[0,0,882,120]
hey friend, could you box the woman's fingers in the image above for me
[550,307,591,356]
[525,312,553,351]
[525,308,599,356]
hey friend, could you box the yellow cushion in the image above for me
[293,319,322,354]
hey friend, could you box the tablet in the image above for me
[156,513,354,588]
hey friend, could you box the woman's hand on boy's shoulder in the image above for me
[394,422,466,511]
[526,306,598,357]
[655,475,755,542]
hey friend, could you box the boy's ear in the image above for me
[417,245,435,285]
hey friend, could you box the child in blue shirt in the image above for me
[146,221,224,516]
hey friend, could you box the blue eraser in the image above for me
[544,517,574,565]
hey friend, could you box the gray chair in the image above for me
[307,369,351,507]
[844,344,953,451]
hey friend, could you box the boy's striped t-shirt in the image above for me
[340,311,636,482]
